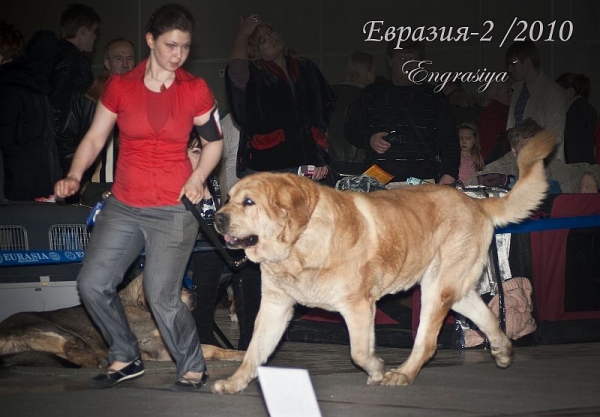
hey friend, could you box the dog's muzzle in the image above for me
[214,212,259,249]
[223,234,259,249]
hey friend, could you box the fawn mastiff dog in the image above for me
[0,274,244,367]
[210,131,555,394]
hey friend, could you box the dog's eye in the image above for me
[243,198,254,207]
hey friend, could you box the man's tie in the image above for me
[514,84,529,123]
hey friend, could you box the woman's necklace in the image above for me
[147,72,174,92]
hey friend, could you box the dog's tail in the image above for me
[481,130,556,227]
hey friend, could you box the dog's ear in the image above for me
[271,175,318,244]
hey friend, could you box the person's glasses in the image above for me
[508,59,520,66]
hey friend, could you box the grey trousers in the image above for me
[77,196,205,377]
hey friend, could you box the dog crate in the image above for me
[0,201,91,322]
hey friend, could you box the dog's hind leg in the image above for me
[341,300,385,385]
[452,289,512,368]
[212,288,295,394]
[381,278,453,386]
[381,258,460,385]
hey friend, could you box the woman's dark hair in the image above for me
[556,72,590,97]
[146,3,195,39]
[0,20,25,63]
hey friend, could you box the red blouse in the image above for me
[101,59,216,207]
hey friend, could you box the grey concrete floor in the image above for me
[1,309,600,417]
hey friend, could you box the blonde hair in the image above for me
[345,51,375,86]
[458,122,484,171]
[247,23,298,63]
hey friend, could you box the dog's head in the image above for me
[214,172,318,263]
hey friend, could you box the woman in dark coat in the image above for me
[226,14,334,180]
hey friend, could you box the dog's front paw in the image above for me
[491,344,512,369]
[380,370,412,386]
[366,373,383,385]
[211,378,248,394]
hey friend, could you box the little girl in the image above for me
[458,122,485,184]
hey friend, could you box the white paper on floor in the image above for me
[257,366,322,417]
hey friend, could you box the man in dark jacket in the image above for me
[344,41,459,183]
[0,27,62,201]
[59,38,135,198]
[50,4,100,174]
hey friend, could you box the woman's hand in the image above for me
[231,15,262,61]
[179,174,205,205]
[54,177,80,199]
[239,14,262,36]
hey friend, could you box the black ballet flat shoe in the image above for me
[170,373,209,392]
[90,356,145,389]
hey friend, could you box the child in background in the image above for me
[458,122,485,184]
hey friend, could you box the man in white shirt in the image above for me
[505,40,566,161]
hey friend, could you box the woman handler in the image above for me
[54,4,222,392]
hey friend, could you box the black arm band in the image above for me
[196,107,223,142]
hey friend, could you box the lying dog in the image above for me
[211,131,555,394]
[227,286,238,323]
[0,274,244,367]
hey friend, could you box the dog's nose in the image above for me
[214,212,229,232]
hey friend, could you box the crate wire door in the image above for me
[49,224,89,251]
[0,225,29,250]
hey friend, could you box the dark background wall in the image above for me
[4,0,600,113]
